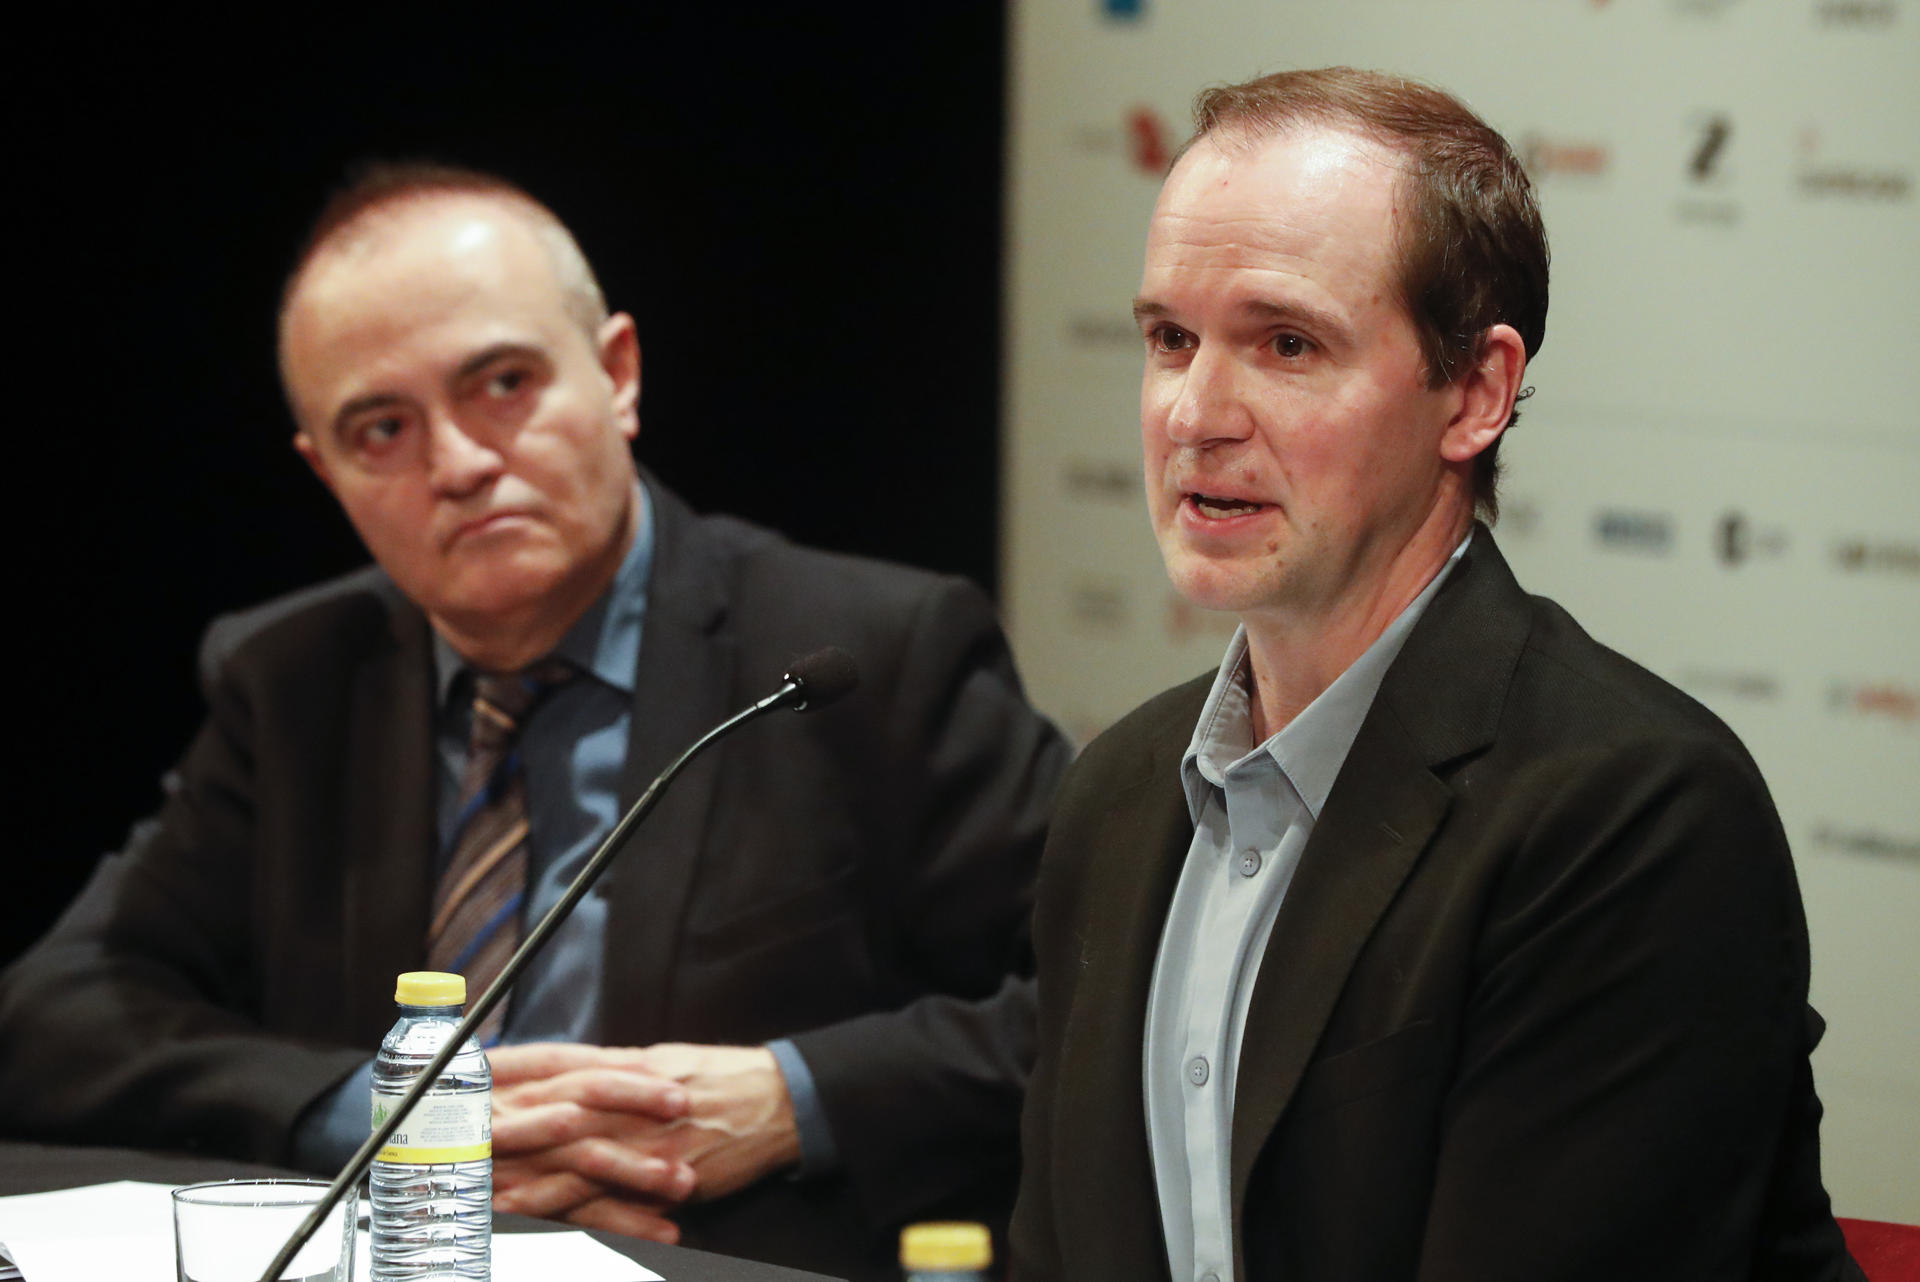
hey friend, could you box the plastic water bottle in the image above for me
[900,1221,992,1282]
[370,971,492,1281]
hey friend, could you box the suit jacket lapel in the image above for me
[338,578,437,1043]
[1055,688,1204,1280]
[600,481,735,1045]
[1227,530,1531,1232]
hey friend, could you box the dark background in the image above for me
[12,8,1010,964]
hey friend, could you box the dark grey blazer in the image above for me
[0,477,1068,1282]
[1011,531,1858,1282]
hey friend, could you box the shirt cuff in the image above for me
[289,1059,375,1174]
[767,1037,839,1177]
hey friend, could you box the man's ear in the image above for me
[292,430,334,488]
[1440,323,1527,465]
[598,312,642,442]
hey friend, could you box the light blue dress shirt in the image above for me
[1144,537,1468,1282]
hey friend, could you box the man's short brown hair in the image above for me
[1185,67,1548,521]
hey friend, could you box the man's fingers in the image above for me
[492,1167,602,1219]
[563,1196,682,1245]
[497,1066,689,1117]
[551,1137,696,1203]
[488,1043,667,1086]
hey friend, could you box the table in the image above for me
[0,1141,841,1282]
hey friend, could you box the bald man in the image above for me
[0,164,1066,1282]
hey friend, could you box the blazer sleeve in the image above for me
[782,574,1071,1232]
[0,619,368,1163]
[1412,735,1858,1282]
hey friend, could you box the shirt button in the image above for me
[1201,1273,1221,1282]
[1238,849,1262,876]
[1186,1055,1210,1086]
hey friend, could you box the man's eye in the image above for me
[360,416,406,447]
[486,368,529,397]
[1147,324,1192,353]
[1273,333,1312,359]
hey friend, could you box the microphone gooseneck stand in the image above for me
[256,647,860,1282]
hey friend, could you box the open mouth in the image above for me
[1188,492,1268,519]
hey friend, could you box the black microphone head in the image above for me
[784,647,859,711]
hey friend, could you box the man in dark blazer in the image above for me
[0,165,1066,1282]
[1010,69,1858,1282]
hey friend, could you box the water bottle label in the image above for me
[372,1088,492,1163]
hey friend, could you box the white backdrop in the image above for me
[1001,0,1918,1219]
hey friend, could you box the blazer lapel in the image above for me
[1055,693,1204,1280]
[338,580,437,1043]
[1227,530,1531,1234]
[600,482,734,1045]
[1228,718,1452,1203]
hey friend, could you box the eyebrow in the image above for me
[327,342,547,439]
[1132,296,1355,348]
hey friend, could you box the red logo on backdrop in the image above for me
[1128,107,1172,175]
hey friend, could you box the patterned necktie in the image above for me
[427,661,572,1044]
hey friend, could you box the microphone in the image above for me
[258,647,860,1281]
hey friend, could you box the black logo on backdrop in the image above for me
[1832,537,1920,576]
[1062,458,1138,502]
[1715,510,1789,566]
[1677,667,1782,701]
[1690,115,1733,180]
[1814,0,1897,27]
[1065,315,1142,348]
[1811,824,1920,862]
[1677,113,1741,226]
[1594,508,1675,553]
[1797,125,1913,201]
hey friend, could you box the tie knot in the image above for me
[468,659,576,753]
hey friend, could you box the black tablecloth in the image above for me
[0,1141,840,1281]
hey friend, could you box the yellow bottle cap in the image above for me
[394,971,466,1006]
[900,1222,991,1271]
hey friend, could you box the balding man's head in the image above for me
[280,166,643,671]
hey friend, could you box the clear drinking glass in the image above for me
[171,1179,354,1282]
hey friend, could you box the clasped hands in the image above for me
[488,1041,803,1244]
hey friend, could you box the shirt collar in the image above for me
[433,479,656,705]
[1180,533,1472,823]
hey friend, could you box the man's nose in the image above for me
[1163,346,1256,447]
[425,413,505,495]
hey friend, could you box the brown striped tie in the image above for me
[427,661,571,1044]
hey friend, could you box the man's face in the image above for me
[1137,128,1474,633]
[283,196,640,652]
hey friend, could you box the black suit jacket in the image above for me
[1011,531,1858,1282]
[0,479,1068,1281]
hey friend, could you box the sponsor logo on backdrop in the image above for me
[1100,0,1147,19]
[1520,134,1612,181]
[1677,668,1783,702]
[1593,508,1675,553]
[1810,823,1920,862]
[1127,107,1172,175]
[1814,0,1897,26]
[1671,0,1742,14]
[1069,578,1131,630]
[1068,105,1174,178]
[1063,458,1139,502]
[1066,314,1142,348]
[1832,535,1920,576]
[1166,593,1239,644]
[1796,126,1913,201]
[1715,510,1789,566]
[1677,112,1741,226]
[1500,496,1544,540]
[1827,680,1919,725]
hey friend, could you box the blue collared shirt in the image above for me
[1144,536,1468,1282]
